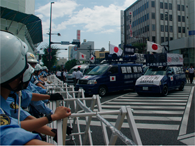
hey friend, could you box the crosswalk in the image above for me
[77,86,193,131]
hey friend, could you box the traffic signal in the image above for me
[72,41,80,48]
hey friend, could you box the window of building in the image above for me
[161,37,164,43]
[178,27,181,33]
[165,3,168,9]
[152,13,155,19]
[169,15,172,21]
[160,14,164,20]
[99,53,105,57]
[152,36,156,42]
[178,16,181,22]
[166,37,168,41]
[147,13,149,20]
[147,25,149,31]
[170,37,173,40]
[145,3,147,9]
[182,27,185,33]
[152,24,155,31]
[169,3,172,10]
[165,26,168,32]
[151,1,155,7]
[160,2,163,9]
[165,14,168,20]
[145,15,146,21]
[147,2,149,8]
[182,5,185,11]
[161,25,164,32]
[182,16,185,22]
[178,5,180,11]
[170,26,173,32]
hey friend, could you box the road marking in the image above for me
[106,101,186,106]
[101,105,185,110]
[113,99,188,102]
[75,120,180,130]
[178,86,194,136]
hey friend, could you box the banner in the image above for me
[123,45,135,55]
[167,53,183,65]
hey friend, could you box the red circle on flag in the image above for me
[112,77,114,80]
[91,57,94,60]
[114,47,119,53]
[82,55,84,58]
[152,44,158,50]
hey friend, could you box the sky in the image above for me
[35,0,137,58]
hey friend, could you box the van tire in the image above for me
[161,85,168,96]
[99,86,107,97]
[179,82,184,91]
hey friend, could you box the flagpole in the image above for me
[109,41,110,53]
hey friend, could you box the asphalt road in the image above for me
[65,83,194,145]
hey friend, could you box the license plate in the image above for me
[143,87,148,90]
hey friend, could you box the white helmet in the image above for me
[23,64,34,82]
[34,64,42,71]
[42,66,48,70]
[0,31,28,84]
[27,52,38,63]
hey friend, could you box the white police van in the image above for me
[75,63,143,96]
[66,64,98,83]
[135,53,186,96]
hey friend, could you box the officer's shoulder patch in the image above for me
[0,114,11,126]
[10,102,19,109]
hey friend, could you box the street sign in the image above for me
[74,46,78,51]
[73,39,80,42]
[189,30,195,36]
[61,41,70,45]
[47,48,52,52]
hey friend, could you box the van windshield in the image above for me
[87,65,109,75]
[144,67,167,75]
[68,68,84,74]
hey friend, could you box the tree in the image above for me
[65,59,77,71]
[132,42,146,53]
[41,45,58,71]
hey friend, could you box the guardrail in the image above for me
[45,75,142,145]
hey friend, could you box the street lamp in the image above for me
[165,11,169,52]
[49,2,54,71]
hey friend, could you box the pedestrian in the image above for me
[72,68,77,86]
[56,70,61,80]
[188,66,195,84]
[75,67,83,85]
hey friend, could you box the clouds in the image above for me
[36,0,135,34]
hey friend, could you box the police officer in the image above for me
[0,31,58,145]
[72,68,77,86]
[75,67,83,85]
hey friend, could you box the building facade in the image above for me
[122,0,194,66]
[0,0,42,53]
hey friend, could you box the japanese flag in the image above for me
[109,44,123,56]
[147,41,163,53]
[90,54,95,63]
[79,52,86,60]
[110,76,116,81]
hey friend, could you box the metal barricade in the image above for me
[46,76,142,145]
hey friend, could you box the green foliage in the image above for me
[132,43,146,53]
[65,59,77,71]
[42,45,58,71]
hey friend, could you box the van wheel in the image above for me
[179,82,184,91]
[99,86,107,97]
[161,85,168,96]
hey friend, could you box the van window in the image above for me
[145,67,167,75]
[88,65,109,75]
[108,66,118,74]
[127,67,132,73]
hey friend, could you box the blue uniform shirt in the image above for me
[6,92,31,121]
[0,96,41,145]
[30,75,39,85]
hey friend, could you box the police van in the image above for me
[66,64,98,83]
[135,53,186,96]
[75,63,143,96]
